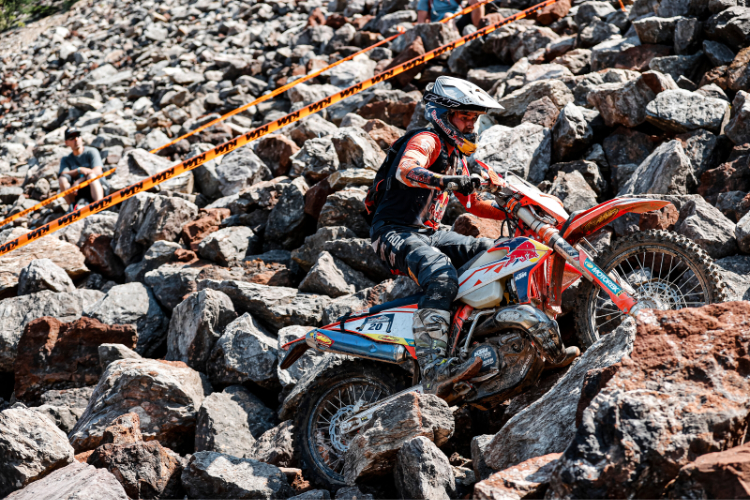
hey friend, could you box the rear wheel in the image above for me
[293,361,410,489]
[575,230,729,347]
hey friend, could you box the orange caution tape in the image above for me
[0,168,116,229]
[0,0,560,258]
[150,0,500,155]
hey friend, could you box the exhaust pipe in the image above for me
[473,305,566,364]
[305,329,410,364]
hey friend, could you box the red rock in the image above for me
[307,7,326,26]
[669,442,750,499]
[326,13,348,29]
[81,234,124,279]
[535,0,570,25]
[350,17,374,30]
[304,179,334,219]
[522,96,560,128]
[306,58,329,73]
[255,134,300,176]
[474,453,562,500]
[14,317,137,404]
[102,413,143,446]
[74,450,94,463]
[700,65,729,89]
[242,259,296,287]
[452,214,507,239]
[478,13,505,28]
[363,119,402,149]
[550,302,750,499]
[638,204,679,230]
[614,44,671,72]
[358,90,421,129]
[384,37,426,87]
[180,208,230,252]
[0,176,22,187]
[698,146,750,203]
[173,248,198,263]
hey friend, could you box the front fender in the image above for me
[562,198,672,243]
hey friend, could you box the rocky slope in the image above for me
[1,0,750,497]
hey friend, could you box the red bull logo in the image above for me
[495,241,540,272]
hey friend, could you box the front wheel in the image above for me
[293,361,410,489]
[575,230,730,347]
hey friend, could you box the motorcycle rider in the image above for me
[369,76,511,395]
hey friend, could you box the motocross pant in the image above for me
[370,224,494,310]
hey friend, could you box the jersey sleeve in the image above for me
[395,132,444,190]
[59,156,70,174]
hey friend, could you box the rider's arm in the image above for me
[453,159,508,220]
[395,132,444,189]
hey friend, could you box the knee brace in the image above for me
[419,278,459,311]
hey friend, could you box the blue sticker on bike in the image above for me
[584,258,623,296]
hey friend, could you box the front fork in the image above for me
[516,207,640,315]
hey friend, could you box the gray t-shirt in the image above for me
[59,146,103,177]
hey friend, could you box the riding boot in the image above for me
[544,346,581,370]
[413,308,482,395]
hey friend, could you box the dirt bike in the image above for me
[280,163,729,488]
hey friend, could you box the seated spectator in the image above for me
[59,127,104,209]
[417,0,484,33]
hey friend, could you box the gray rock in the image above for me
[0,289,103,372]
[317,188,370,237]
[483,319,636,471]
[715,255,750,300]
[588,76,656,128]
[286,115,340,147]
[290,137,340,181]
[549,170,598,213]
[675,197,739,258]
[632,16,680,44]
[181,451,293,500]
[335,486,374,499]
[735,210,750,253]
[195,385,275,457]
[552,103,595,162]
[198,279,331,329]
[471,123,552,183]
[291,226,358,270]
[696,83,729,101]
[4,462,128,500]
[276,325,336,391]
[676,129,722,179]
[112,193,157,265]
[124,240,181,283]
[166,289,237,371]
[291,489,331,499]
[704,5,750,51]
[206,312,280,388]
[674,18,703,55]
[648,52,705,82]
[17,258,74,295]
[343,392,454,482]
[84,282,168,357]
[590,36,642,72]
[251,420,295,467]
[550,160,607,195]
[144,265,203,311]
[299,251,375,298]
[494,80,574,125]
[98,343,141,371]
[0,407,74,497]
[69,358,212,453]
[198,226,258,266]
[265,177,310,250]
[332,127,385,171]
[471,435,495,481]
[576,1,617,25]
[725,90,750,145]
[57,212,119,248]
[216,147,272,196]
[40,386,95,412]
[110,149,193,194]
[321,237,392,282]
[394,436,455,500]
[32,404,81,434]
[703,40,736,66]
[578,19,621,49]
[135,195,198,250]
[618,140,695,196]
[645,89,729,133]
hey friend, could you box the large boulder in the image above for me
[291,226,358,270]
[198,226,259,266]
[494,80,574,125]
[668,442,750,499]
[470,123,552,183]
[548,302,750,498]
[0,289,104,372]
[134,195,199,250]
[298,251,375,297]
[181,451,294,499]
[587,76,656,128]
[144,264,203,311]
[618,140,695,196]
[4,462,128,500]
[110,149,193,193]
[86,413,184,499]
[250,420,295,467]
[331,127,386,170]
[394,436,455,500]
[645,89,729,133]
[483,319,635,472]
[474,454,561,500]
[0,407,74,497]
[195,385,275,457]
[17,258,74,295]
[13,317,136,405]
[57,212,119,248]
[83,282,168,357]
[0,232,88,294]
[265,177,311,250]
[548,170,598,213]
[215,147,272,196]
[199,279,331,329]
[289,137,340,181]
[716,255,750,300]
[342,392,454,483]
[674,197,739,258]
[112,193,156,265]
[317,188,370,237]
[34,386,95,434]
[205,313,280,388]
[69,358,212,452]
[166,289,237,371]
[552,103,596,162]
[726,90,750,145]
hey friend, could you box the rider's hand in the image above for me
[441,175,479,196]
